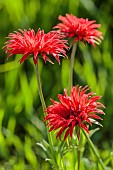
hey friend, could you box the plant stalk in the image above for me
[77,146,81,170]
[69,42,77,93]
[82,129,106,170]
[36,63,46,111]
[36,62,58,168]
[70,43,79,170]
[76,129,82,170]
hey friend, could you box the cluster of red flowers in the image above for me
[3,14,105,140]
[4,14,102,64]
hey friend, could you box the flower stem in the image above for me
[82,129,106,170]
[69,42,77,93]
[70,43,78,170]
[76,129,82,170]
[77,144,81,170]
[36,62,58,168]
[36,63,46,111]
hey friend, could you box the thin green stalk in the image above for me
[60,141,66,170]
[69,42,77,93]
[76,129,82,170]
[82,129,106,170]
[61,158,65,170]
[70,43,79,170]
[36,63,46,111]
[77,145,81,170]
[36,62,59,169]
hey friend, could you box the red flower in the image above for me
[54,14,103,46]
[4,29,68,65]
[44,86,105,140]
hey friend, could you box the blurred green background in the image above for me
[0,0,113,169]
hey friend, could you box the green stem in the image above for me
[82,130,106,170]
[70,42,77,93]
[70,43,78,170]
[36,63,46,111]
[60,141,66,170]
[77,145,81,170]
[76,129,82,170]
[36,62,58,168]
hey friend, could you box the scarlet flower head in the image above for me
[54,14,103,46]
[4,29,68,65]
[44,86,105,140]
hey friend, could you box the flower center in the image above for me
[68,107,81,119]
